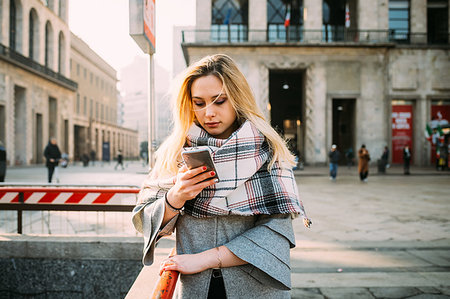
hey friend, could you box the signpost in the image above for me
[129,0,156,168]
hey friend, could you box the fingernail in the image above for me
[210,171,215,176]
[203,166,207,171]
[214,179,219,183]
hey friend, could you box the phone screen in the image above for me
[181,148,219,180]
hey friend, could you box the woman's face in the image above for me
[191,74,237,139]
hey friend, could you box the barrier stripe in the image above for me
[38,192,60,203]
[65,192,87,204]
[92,193,115,204]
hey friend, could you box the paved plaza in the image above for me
[1,162,450,298]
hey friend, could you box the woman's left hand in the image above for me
[159,253,215,275]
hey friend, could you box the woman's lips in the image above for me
[205,122,220,128]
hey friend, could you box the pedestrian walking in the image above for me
[44,138,61,183]
[358,144,370,182]
[90,150,96,166]
[382,146,389,168]
[403,145,412,174]
[0,141,6,182]
[132,54,311,298]
[114,150,124,170]
[345,147,354,169]
[328,144,340,181]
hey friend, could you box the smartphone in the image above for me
[181,147,219,180]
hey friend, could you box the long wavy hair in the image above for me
[152,54,295,177]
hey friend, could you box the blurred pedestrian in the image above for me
[81,153,90,167]
[345,147,354,169]
[328,144,340,181]
[0,141,6,182]
[114,149,124,170]
[44,138,61,183]
[90,150,96,166]
[358,144,370,182]
[402,145,412,174]
[381,146,389,169]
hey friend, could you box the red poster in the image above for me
[392,105,413,164]
[430,104,450,164]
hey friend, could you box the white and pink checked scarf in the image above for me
[136,121,309,222]
[184,120,308,219]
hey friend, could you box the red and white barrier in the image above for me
[0,187,140,205]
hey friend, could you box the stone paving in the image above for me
[1,162,450,298]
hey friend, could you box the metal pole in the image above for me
[18,192,23,234]
[148,53,155,169]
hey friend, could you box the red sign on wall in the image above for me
[392,105,413,164]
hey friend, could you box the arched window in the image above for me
[10,0,23,52]
[267,0,303,42]
[211,0,248,42]
[58,31,65,73]
[45,21,54,69]
[322,0,346,42]
[29,8,40,61]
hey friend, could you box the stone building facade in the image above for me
[181,0,450,166]
[70,33,138,162]
[0,0,138,166]
[0,0,74,165]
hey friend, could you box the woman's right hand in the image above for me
[166,165,217,209]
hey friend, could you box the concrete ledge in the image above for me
[0,234,146,260]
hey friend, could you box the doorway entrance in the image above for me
[332,99,355,164]
[269,70,304,158]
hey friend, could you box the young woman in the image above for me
[132,54,310,298]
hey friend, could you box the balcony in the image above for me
[0,43,78,91]
[181,27,449,46]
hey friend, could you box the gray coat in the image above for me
[132,192,296,298]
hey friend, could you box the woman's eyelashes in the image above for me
[193,97,227,107]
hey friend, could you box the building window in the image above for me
[322,0,347,42]
[90,72,93,84]
[96,102,99,119]
[268,0,303,42]
[101,104,104,121]
[389,0,410,42]
[83,96,87,116]
[90,99,93,118]
[212,0,248,42]
[76,94,80,114]
[77,63,80,76]
[427,0,448,44]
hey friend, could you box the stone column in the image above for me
[303,0,323,42]
[195,0,211,43]
[0,0,8,45]
[305,63,327,164]
[249,0,267,42]
[410,0,427,44]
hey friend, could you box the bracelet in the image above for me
[216,247,222,268]
[164,193,183,212]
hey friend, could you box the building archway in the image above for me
[29,8,40,61]
[10,0,23,52]
[45,21,54,69]
[58,31,65,74]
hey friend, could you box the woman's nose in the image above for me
[205,105,216,117]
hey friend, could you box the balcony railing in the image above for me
[182,28,449,45]
[0,43,78,91]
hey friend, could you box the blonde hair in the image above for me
[152,54,295,177]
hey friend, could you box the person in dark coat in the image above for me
[358,144,370,182]
[403,145,412,175]
[0,141,6,182]
[114,149,124,170]
[328,144,340,181]
[44,138,61,183]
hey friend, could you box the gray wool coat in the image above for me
[132,190,297,299]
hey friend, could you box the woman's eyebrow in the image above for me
[191,93,227,100]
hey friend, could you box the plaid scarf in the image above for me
[181,121,308,219]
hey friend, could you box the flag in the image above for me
[345,3,350,28]
[284,4,291,27]
[224,7,231,25]
[425,122,432,143]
